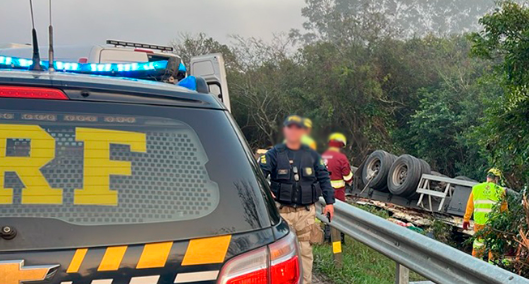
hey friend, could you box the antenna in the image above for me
[28,0,43,71]
[48,0,54,72]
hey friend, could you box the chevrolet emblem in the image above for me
[0,260,59,284]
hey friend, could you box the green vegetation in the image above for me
[170,0,529,276]
[313,238,425,284]
[172,1,529,188]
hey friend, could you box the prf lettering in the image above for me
[0,124,146,206]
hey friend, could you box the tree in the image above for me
[469,1,529,188]
[296,0,496,43]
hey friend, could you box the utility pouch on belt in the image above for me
[300,183,314,205]
[310,223,324,245]
[278,183,294,203]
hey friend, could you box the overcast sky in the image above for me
[0,0,306,46]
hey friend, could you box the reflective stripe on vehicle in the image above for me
[130,276,160,284]
[182,235,232,266]
[67,249,88,273]
[98,246,127,271]
[66,237,231,275]
[136,242,173,269]
[174,271,220,283]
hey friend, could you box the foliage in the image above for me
[168,0,529,276]
[469,0,529,188]
[475,191,529,276]
[295,0,496,42]
[313,236,425,284]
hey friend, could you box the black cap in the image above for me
[283,115,304,128]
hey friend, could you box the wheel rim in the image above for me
[366,158,381,179]
[392,164,408,185]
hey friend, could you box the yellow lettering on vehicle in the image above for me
[74,128,146,206]
[0,124,62,204]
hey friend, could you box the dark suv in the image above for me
[0,71,301,284]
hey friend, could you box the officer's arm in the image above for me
[315,155,335,205]
[259,149,275,178]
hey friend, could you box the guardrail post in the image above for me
[330,227,343,268]
[395,262,409,284]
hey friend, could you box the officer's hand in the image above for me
[462,221,470,230]
[323,205,334,221]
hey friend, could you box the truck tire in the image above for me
[362,150,397,191]
[419,159,432,174]
[387,155,424,197]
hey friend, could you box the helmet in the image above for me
[328,133,347,147]
[303,118,313,129]
[487,168,502,178]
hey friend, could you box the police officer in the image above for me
[260,115,335,284]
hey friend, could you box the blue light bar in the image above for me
[0,56,46,68]
[178,62,186,73]
[0,55,168,75]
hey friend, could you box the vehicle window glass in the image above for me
[0,100,270,242]
[0,111,219,225]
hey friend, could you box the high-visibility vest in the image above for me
[301,135,317,151]
[472,182,504,225]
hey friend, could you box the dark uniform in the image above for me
[260,143,334,284]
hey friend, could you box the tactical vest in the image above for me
[270,145,321,206]
[472,182,504,225]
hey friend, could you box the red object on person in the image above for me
[322,148,353,202]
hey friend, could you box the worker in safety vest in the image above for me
[301,118,317,151]
[463,168,508,259]
[321,133,353,202]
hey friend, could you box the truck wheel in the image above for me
[362,150,397,191]
[419,159,432,174]
[387,155,424,197]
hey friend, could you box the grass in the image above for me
[313,205,425,284]
[313,237,426,284]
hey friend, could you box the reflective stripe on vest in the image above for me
[343,171,353,181]
[331,179,346,188]
[472,182,504,225]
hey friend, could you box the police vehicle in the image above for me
[0,42,300,283]
[0,40,231,111]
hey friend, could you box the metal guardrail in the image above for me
[316,198,529,284]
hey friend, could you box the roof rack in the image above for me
[106,40,174,52]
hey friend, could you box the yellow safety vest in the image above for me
[472,182,504,225]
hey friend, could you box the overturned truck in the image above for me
[352,150,479,217]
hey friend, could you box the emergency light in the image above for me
[0,55,169,75]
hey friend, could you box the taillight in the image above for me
[217,232,301,284]
[0,86,68,100]
[269,234,300,284]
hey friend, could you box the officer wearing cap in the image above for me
[259,115,335,284]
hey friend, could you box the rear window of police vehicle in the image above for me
[0,99,269,232]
